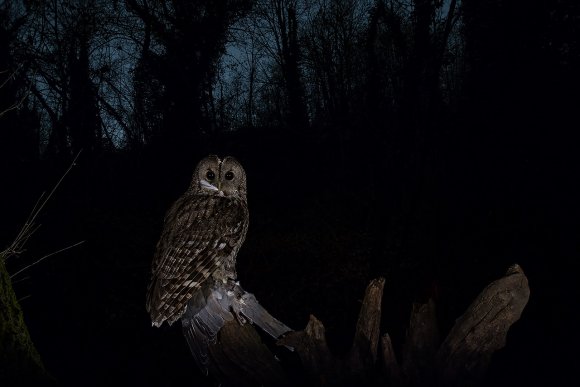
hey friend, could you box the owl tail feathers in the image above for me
[181,281,293,374]
[182,322,211,375]
[181,286,236,374]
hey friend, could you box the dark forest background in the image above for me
[1,0,578,386]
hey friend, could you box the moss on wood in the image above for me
[0,255,51,384]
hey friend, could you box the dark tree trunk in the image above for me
[66,34,101,157]
[281,4,308,130]
[126,0,251,154]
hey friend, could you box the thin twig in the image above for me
[10,240,85,279]
[17,294,32,303]
[10,276,30,285]
[0,90,29,117]
[1,151,82,260]
[0,64,23,89]
[29,150,82,225]
[0,64,28,117]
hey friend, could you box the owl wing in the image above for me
[181,281,293,374]
[147,194,247,327]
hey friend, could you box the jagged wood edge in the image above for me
[435,264,530,386]
[278,277,386,384]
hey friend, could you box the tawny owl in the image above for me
[146,155,249,328]
[147,156,290,374]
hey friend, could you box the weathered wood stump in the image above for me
[435,264,530,387]
[205,264,530,386]
[207,321,290,386]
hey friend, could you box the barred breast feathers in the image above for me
[147,193,248,327]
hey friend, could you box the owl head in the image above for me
[191,155,247,198]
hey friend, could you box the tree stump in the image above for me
[207,321,290,386]
[435,264,530,387]
[191,264,530,386]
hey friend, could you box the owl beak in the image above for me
[216,181,226,197]
[200,179,219,191]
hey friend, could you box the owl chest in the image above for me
[164,198,245,252]
[183,199,244,232]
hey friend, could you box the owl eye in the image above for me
[225,171,234,181]
[206,170,215,180]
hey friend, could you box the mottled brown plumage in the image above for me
[146,155,249,327]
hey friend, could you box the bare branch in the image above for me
[1,151,82,261]
[10,240,85,279]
